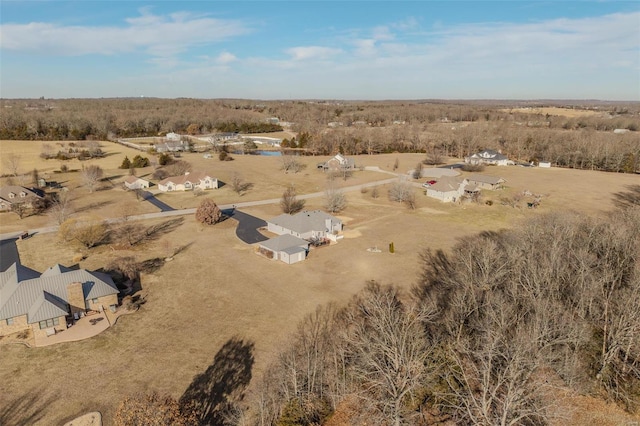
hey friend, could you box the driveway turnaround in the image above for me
[223,209,269,244]
[0,238,19,271]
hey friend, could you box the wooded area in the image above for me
[1,98,638,173]
[245,204,640,425]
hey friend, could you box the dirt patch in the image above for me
[63,411,102,426]
[500,106,604,118]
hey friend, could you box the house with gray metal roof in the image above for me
[0,262,119,339]
[257,234,309,264]
[267,210,343,242]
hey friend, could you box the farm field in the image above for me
[1,140,639,424]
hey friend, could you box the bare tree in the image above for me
[114,392,197,426]
[412,162,423,180]
[48,191,73,225]
[231,173,253,195]
[370,186,380,199]
[281,155,306,173]
[59,216,109,248]
[166,160,192,176]
[388,179,416,209]
[10,202,27,219]
[195,198,222,225]
[81,164,103,193]
[281,185,305,214]
[341,282,435,426]
[3,153,21,176]
[324,185,347,213]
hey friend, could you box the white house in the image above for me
[465,149,512,166]
[166,132,181,141]
[426,177,468,203]
[538,161,551,168]
[318,154,355,172]
[267,210,343,242]
[123,176,150,190]
[158,172,218,192]
[257,234,309,264]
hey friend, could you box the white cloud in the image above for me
[285,46,343,61]
[216,51,237,65]
[0,9,250,58]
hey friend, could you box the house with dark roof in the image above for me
[0,185,43,211]
[267,210,343,242]
[465,149,513,166]
[158,171,218,192]
[0,263,119,338]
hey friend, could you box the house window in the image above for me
[20,192,26,197]
[185,182,192,188]
[8,193,15,198]
[6,318,14,326]
[91,298,98,304]
[38,318,59,329]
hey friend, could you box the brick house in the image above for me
[0,263,119,339]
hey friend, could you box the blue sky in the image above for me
[1,1,639,100]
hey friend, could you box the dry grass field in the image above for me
[499,106,604,117]
[1,140,639,424]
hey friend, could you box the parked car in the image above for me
[422,180,437,188]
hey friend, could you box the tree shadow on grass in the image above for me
[613,184,640,210]
[0,389,55,426]
[74,200,113,214]
[180,337,255,425]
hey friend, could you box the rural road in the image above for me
[0,173,403,246]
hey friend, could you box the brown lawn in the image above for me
[499,106,604,117]
[1,145,639,424]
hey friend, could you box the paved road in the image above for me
[0,238,19,271]
[223,209,268,244]
[0,173,402,243]
[140,191,175,212]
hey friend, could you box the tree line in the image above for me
[1,98,638,173]
[243,206,640,425]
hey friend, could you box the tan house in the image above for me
[0,185,43,212]
[158,171,219,192]
[466,174,506,190]
[123,176,150,190]
[0,263,119,339]
[426,177,469,203]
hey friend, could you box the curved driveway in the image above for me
[0,172,402,245]
[222,209,268,244]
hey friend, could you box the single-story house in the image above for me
[318,154,356,172]
[267,210,343,242]
[465,174,506,190]
[465,149,513,166]
[154,140,190,153]
[0,185,44,212]
[257,234,309,264]
[158,172,218,192]
[123,176,150,190]
[426,177,468,203]
[0,263,119,339]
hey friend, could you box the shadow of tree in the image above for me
[180,337,255,425]
[74,200,113,214]
[143,217,185,241]
[613,184,640,209]
[0,389,55,426]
